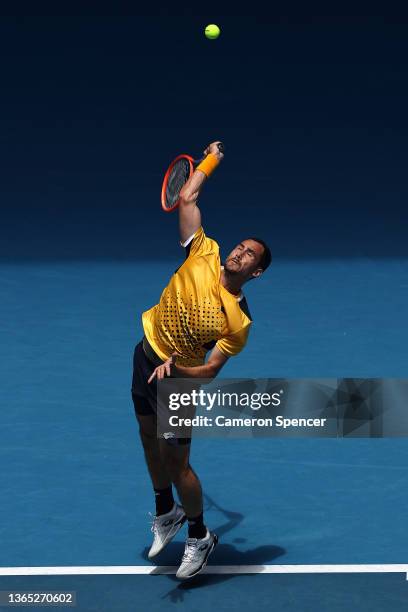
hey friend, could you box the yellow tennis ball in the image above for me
[205,24,221,40]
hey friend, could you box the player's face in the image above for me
[224,239,264,279]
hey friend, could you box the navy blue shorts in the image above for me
[131,340,161,417]
[131,339,191,445]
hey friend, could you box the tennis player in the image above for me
[131,141,271,580]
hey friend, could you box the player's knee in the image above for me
[138,426,157,449]
[165,457,190,484]
[170,466,190,486]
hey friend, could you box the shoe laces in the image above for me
[181,538,199,563]
[149,512,159,534]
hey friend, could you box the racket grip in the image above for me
[194,142,225,165]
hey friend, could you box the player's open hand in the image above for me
[203,141,224,162]
[147,353,178,384]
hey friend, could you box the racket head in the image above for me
[161,154,194,213]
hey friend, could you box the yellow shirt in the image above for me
[142,227,252,366]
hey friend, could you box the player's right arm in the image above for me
[147,345,229,382]
[178,141,224,243]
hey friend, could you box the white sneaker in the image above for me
[176,529,218,580]
[148,503,187,559]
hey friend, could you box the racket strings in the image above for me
[165,158,191,209]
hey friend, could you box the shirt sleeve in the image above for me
[180,226,219,259]
[216,324,251,358]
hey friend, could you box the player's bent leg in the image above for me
[135,410,172,490]
[159,440,202,518]
[134,402,186,559]
[159,439,217,579]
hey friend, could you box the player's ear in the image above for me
[252,268,263,280]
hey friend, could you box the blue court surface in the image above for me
[1,258,408,610]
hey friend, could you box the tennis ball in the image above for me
[205,24,221,40]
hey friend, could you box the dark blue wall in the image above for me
[1,11,407,261]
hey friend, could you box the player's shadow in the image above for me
[140,493,285,603]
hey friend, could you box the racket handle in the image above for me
[194,142,225,165]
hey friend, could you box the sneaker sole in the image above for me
[148,513,187,559]
[176,533,218,580]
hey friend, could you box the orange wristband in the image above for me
[196,153,219,177]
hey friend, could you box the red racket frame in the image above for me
[161,154,194,213]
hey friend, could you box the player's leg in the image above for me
[159,439,203,524]
[134,405,187,558]
[135,409,172,491]
[159,439,218,580]
[131,341,174,509]
[131,342,186,558]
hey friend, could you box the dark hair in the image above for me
[247,237,272,271]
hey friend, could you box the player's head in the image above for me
[224,238,272,282]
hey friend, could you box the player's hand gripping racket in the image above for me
[161,142,224,213]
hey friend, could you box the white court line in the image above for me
[0,565,408,578]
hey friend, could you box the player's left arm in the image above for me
[178,141,224,243]
[147,346,228,383]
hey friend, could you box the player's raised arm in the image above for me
[178,141,224,243]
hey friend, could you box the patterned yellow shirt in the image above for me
[142,227,252,366]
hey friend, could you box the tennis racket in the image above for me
[161,142,224,213]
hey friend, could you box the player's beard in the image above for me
[224,257,242,274]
